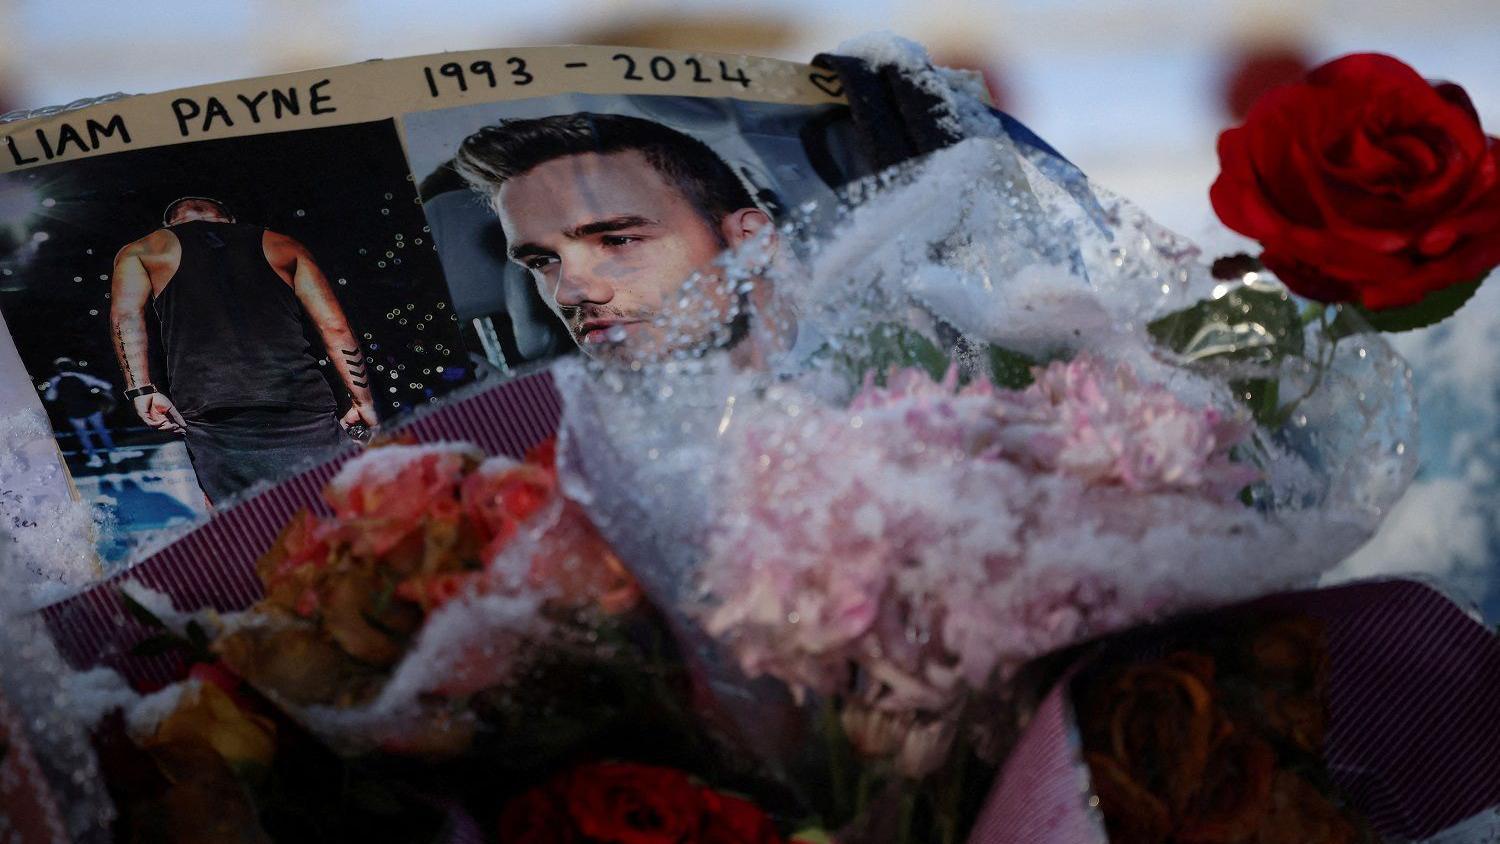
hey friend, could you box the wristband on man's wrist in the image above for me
[124,384,158,400]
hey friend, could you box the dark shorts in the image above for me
[182,406,351,504]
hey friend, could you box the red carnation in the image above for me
[566,762,705,844]
[497,762,786,844]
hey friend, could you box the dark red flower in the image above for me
[499,762,785,844]
[564,762,706,844]
[1211,53,1500,310]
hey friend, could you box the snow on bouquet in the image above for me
[65,440,783,841]
[208,437,649,758]
[548,47,1498,842]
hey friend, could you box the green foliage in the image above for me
[1148,286,1304,363]
[987,346,1036,389]
[840,323,1037,391]
[1148,287,1305,427]
[843,324,952,385]
[1329,273,1488,338]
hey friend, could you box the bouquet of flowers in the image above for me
[74,439,800,842]
[208,438,650,757]
[546,44,1496,842]
[8,41,1500,844]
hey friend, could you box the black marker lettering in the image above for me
[201,98,233,131]
[86,114,131,147]
[53,123,88,156]
[5,135,38,166]
[507,57,533,85]
[171,98,200,137]
[236,91,269,122]
[271,88,300,118]
[613,53,643,81]
[309,79,337,115]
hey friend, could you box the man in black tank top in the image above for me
[109,198,379,504]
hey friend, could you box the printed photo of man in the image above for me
[109,197,378,503]
[453,113,783,364]
[40,356,118,468]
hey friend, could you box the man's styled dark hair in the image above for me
[162,196,232,226]
[454,112,757,226]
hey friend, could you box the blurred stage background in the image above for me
[1,0,1497,615]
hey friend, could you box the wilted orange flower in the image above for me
[149,681,277,771]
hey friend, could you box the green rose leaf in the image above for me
[987,345,1037,389]
[1148,286,1305,362]
[1334,273,1487,336]
[1149,285,1303,427]
[119,588,167,630]
[841,323,952,385]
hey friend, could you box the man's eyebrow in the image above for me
[566,215,658,239]
[507,216,660,261]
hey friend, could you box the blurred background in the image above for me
[1,0,1498,615]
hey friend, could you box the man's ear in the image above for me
[720,207,774,249]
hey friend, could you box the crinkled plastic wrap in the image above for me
[552,129,1419,808]
[0,546,115,843]
[970,579,1500,844]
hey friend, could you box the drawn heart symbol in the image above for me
[809,72,843,98]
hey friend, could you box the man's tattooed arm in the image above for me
[286,239,378,423]
[109,246,154,390]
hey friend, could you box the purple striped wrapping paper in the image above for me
[39,370,562,689]
[969,579,1500,843]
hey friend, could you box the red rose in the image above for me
[501,763,786,844]
[1211,53,1500,310]
[565,762,706,844]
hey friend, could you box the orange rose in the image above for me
[148,681,276,771]
[531,502,641,614]
[323,445,479,559]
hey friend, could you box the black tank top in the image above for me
[153,221,337,417]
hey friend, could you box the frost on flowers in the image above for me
[214,439,643,755]
[699,355,1262,723]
